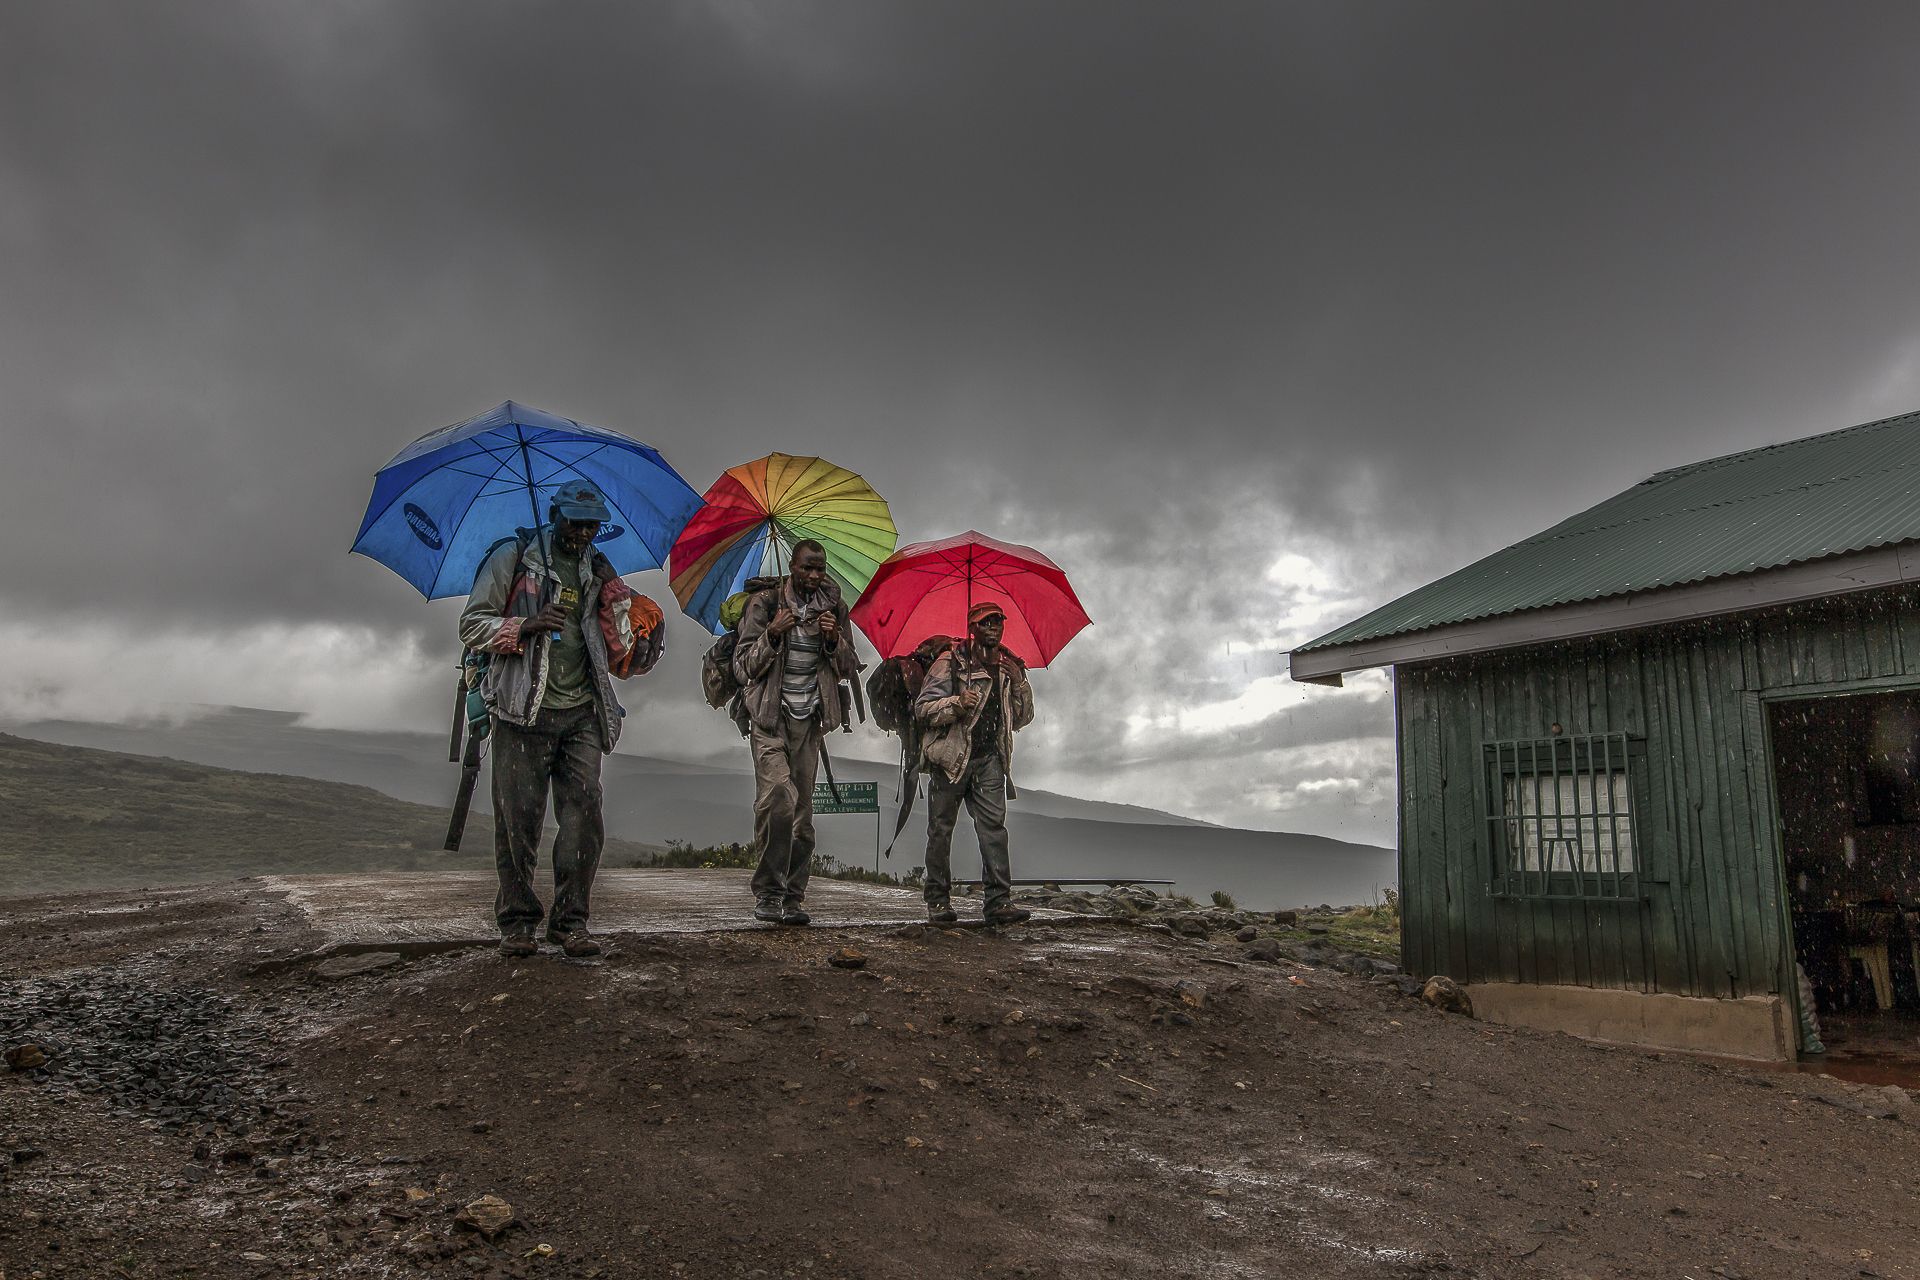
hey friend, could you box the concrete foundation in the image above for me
[1464,981,1793,1061]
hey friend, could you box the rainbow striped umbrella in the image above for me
[668,453,897,633]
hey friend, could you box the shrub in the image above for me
[1210,889,1237,910]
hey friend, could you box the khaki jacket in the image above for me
[458,529,624,751]
[731,577,861,735]
[913,642,1033,785]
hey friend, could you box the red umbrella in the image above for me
[850,530,1091,667]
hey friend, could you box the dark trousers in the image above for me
[749,712,822,904]
[490,703,604,933]
[923,752,1012,910]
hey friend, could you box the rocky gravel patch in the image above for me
[1009,884,1415,989]
[0,968,301,1138]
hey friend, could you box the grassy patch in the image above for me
[0,733,659,894]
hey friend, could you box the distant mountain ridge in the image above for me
[5,707,1395,909]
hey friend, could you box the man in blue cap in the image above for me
[460,483,640,958]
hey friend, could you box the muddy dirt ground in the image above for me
[1,881,1916,1280]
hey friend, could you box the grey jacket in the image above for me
[458,529,625,751]
[914,641,1034,785]
[732,577,860,735]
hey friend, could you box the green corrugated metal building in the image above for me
[1293,408,1920,1060]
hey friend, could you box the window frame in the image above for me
[1480,732,1648,902]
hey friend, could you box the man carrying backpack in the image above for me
[459,483,643,959]
[914,603,1034,926]
[732,540,860,925]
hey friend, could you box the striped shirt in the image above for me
[781,624,824,719]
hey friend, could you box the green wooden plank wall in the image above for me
[1393,586,1920,998]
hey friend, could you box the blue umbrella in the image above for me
[351,401,703,599]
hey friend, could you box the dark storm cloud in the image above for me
[8,2,1920,836]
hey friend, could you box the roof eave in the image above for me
[1288,541,1920,682]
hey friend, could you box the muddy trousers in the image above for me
[490,702,604,934]
[749,712,822,905]
[923,753,1012,911]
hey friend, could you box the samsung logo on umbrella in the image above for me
[595,525,624,543]
[403,504,444,550]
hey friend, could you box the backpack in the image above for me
[865,635,954,737]
[700,576,781,737]
[866,635,955,859]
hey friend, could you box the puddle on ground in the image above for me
[1791,1051,1920,1089]
[1041,940,1132,959]
[1107,1142,1424,1263]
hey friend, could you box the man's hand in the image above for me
[818,611,839,642]
[528,602,569,633]
[769,607,798,637]
[959,684,983,713]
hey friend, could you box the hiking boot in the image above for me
[753,897,785,924]
[984,904,1032,926]
[544,926,602,958]
[498,929,537,958]
[781,901,812,926]
[926,901,958,925]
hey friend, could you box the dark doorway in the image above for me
[1770,691,1920,1080]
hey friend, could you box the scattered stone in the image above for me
[1421,976,1474,1017]
[1173,982,1207,1009]
[470,1120,493,1134]
[828,948,868,970]
[1234,926,1258,943]
[1241,937,1283,963]
[849,1013,871,1028]
[1168,915,1212,939]
[892,924,929,940]
[313,952,404,981]
[454,1193,517,1239]
[4,1043,47,1072]
[1812,1087,1899,1120]
[1271,910,1298,925]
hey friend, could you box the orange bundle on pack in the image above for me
[599,577,665,677]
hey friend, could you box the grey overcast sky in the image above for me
[7,1,1920,844]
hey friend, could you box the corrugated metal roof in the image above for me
[1298,407,1920,653]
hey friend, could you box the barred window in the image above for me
[1484,734,1644,900]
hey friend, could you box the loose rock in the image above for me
[5,1043,47,1071]
[313,952,404,981]
[454,1193,516,1239]
[828,948,868,970]
[1420,975,1473,1017]
[1240,937,1283,963]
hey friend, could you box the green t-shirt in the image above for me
[541,553,594,710]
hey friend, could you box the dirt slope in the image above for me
[1,882,1916,1280]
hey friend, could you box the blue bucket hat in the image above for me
[551,483,612,523]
